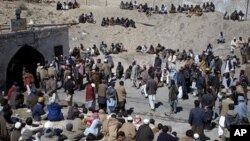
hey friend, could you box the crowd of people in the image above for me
[1,1,250,141]
[1,33,250,141]
[1,34,250,140]
[120,1,215,17]
[101,17,136,28]
[56,0,80,10]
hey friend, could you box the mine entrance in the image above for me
[6,45,45,90]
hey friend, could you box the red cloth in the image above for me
[7,86,16,100]
[22,72,34,86]
[85,84,95,101]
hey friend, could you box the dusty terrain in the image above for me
[1,0,250,140]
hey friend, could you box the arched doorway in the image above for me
[6,45,45,90]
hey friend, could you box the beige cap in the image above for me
[38,97,44,103]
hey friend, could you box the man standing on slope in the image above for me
[146,74,158,111]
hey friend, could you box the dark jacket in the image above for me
[176,72,185,87]
[157,132,177,141]
[146,79,158,95]
[116,65,124,77]
[201,94,214,121]
[64,79,75,95]
[225,110,240,130]
[196,75,205,90]
[188,107,206,127]
[106,86,117,100]
[10,129,21,141]
[32,103,45,119]
[169,85,178,101]
[201,94,214,108]
[154,57,162,68]
[214,58,222,71]
[0,115,9,140]
[67,106,80,120]
[136,124,154,141]
[47,102,64,121]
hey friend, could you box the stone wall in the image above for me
[0,26,69,90]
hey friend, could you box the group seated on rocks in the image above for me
[79,12,96,24]
[56,0,80,10]
[101,17,136,28]
[99,41,127,54]
[120,1,135,10]
[99,41,109,54]
[120,1,168,16]
[223,10,245,21]
[136,44,165,54]
[186,5,203,17]
[202,2,215,12]
[176,2,215,14]
[138,3,168,15]
[120,1,213,17]
[111,42,127,54]
[136,44,198,62]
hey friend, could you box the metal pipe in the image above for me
[246,0,249,20]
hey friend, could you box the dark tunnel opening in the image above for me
[6,45,45,91]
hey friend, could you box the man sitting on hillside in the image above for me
[231,10,239,21]
[169,4,177,13]
[62,2,69,10]
[56,1,62,10]
[159,4,167,14]
[202,3,207,12]
[86,12,96,24]
[73,0,80,9]
[223,11,230,20]
[217,32,225,44]
[194,5,203,16]
[79,13,86,23]
[128,2,134,10]
[68,1,73,9]
[147,45,155,54]
[238,10,245,21]
[209,2,215,12]
[133,1,139,9]
[177,5,184,13]
[92,44,100,56]
[120,1,125,9]
[183,4,189,13]
[100,41,108,54]
[101,18,107,26]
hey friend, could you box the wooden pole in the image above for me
[246,0,249,20]
[106,0,107,7]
